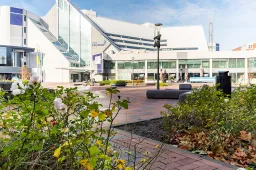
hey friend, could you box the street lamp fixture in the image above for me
[154,23,162,90]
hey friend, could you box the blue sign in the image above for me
[92,40,106,47]
[190,77,216,83]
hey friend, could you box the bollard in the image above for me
[216,71,231,97]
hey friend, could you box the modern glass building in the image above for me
[1,0,256,83]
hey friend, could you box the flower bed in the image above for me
[161,85,256,169]
[0,76,161,169]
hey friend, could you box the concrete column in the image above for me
[115,60,118,80]
[210,58,213,77]
[176,59,179,81]
[145,60,148,83]
[245,58,248,84]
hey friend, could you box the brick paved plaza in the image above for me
[83,86,237,170]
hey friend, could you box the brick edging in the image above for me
[114,129,238,169]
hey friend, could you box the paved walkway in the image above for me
[84,86,177,125]
[84,86,237,170]
[112,130,236,170]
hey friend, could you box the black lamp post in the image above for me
[154,23,162,90]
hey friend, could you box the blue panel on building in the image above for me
[10,13,23,26]
[216,43,220,51]
[10,7,23,14]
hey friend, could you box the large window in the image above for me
[237,59,245,68]
[0,47,7,65]
[229,59,236,68]
[133,61,145,69]
[178,59,203,68]
[147,61,157,69]
[104,61,115,69]
[202,60,209,68]
[212,59,228,68]
[118,62,125,69]
[162,60,176,69]
[147,73,154,80]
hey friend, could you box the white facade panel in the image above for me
[43,4,58,39]
[0,6,11,45]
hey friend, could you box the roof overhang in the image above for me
[55,67,94,72]
[0,45,35,52]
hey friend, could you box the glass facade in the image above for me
[179,59,205,68]
[248,58,256,68]
[104,60,115,69]
[213,58,245,68]
[147,60,176,69]
[58,0,91,66]
[0,47,7,65]
[118,61,145,69]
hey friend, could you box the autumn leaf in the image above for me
[53,147,61,158]
[240,130,252,141]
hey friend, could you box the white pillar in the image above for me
[176,59,179,81]
[245,58,248,84]
[210,58,213,77]
[145,60,148,83]
[115,60,118,80]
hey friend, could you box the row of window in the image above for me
[212,59,245,68]
[148,61,176,69]
[118,62,146,69]
[107,33,167,43]
[104,59,247,70]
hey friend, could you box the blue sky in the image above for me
[1,0,256,50]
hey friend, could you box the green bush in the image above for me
[111,80,126,86]
[162,85,256,155]
[155,82,168,87]
[125,80,144,84]
[99,80,111,85]
[0,79,136,169]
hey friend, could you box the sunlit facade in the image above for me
[1,0,256,83]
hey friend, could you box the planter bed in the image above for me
[116,118,256,169]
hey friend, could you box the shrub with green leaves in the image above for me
[162,85,256,150]
[0,76,133,170]
[111,80,126,86]
[99,80,111,85]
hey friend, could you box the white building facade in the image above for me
[1,0,256,83]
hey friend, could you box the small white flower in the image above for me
[29,76,39,86]
[224,98,229,103]
[61,93,67,98]
[10,82,18,91]
[54,98,63,109]
[11,81,25,91]
[12,89,25,96]
[30,76,39,83]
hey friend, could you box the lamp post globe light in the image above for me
[154,23,162,90]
